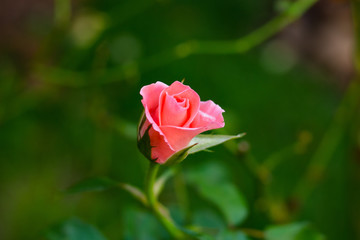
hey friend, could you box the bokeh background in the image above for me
[1,0,360,239]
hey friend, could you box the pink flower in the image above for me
[138,81,225,164]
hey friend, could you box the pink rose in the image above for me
[138,81,225,164]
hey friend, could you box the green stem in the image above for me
[145,162,187,239]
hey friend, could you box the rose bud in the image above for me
[137,81,225,164]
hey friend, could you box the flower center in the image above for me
[174,97,188,108]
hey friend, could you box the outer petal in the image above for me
[159,125,204,151]
[148,126,176,164]
[140,81,168,125]
[140,81,175,151]
[190,100,225,129]
[164,81,190,95]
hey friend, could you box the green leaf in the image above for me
[197,235,216,240]
[188,133,245,154]
[197,230,249,240]
[66,177,118,194]
[122,207,169,240]
[46,217,107,240]
[216,230,249,240]
[186,162,248,226]
[163,134,244,166]
[265,222,325,240]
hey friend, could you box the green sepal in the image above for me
[188,133,246,154]
[137,112,158,162]
[164,143,198,166]
[164,133,244,166]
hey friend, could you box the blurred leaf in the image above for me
[123,207,168,240]
[192,209,226,230]
[66,177,118,194]
[197,230,249,240]
[46,217,107,240]
[188,134,245,154]
[265,222,325,240]
[215,230,249,240]
[186,162,248,226]
[197,235,216,240]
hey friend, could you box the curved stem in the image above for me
[145,162,187,239]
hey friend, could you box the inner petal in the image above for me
[175,97,188,107]
[161,93,189,126]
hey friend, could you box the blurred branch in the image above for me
[39,0,318,87]
[173,0,318,56]
[352,0,360,72]
[295,78,360,200]
[294,1,360,201]
[141,0,318,67]
[54,0,71,27]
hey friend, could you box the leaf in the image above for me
[66,177,118,194]
[188,133,245,154]
[215,230,249,240]
[163,134,244,166]
[46,217,107,240]
[197,235,216,240]
[196,230,249,240]
[186,162,248,226]
[192,209,226,230]
[122,207,169,240]
[265,222,325,240]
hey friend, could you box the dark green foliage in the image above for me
[46,218,108,240]
[186,161,248,226]
[0,0,359,239]
[265,222,325,240]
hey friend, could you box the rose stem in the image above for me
[145,162,187,239]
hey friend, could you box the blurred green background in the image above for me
[1,0,360,239]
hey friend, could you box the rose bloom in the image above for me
[138,81,225,164]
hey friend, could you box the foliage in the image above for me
[0,0,359,239]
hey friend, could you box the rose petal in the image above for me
[140,81,168,125]
[160,92,189,126]
[164,81,190,95]
[159,125,204,151]
[148,126,176,164]
[190,100,225,129]
[140,81,176,152]
[159,81,200,127]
